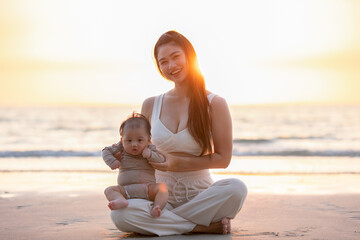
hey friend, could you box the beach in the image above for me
[1,157,360,240]
[1,105,359,239]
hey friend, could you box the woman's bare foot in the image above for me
[150,205,162,217]
[221,217,231,234]
[108,199,129,210]
[190,217,231,234]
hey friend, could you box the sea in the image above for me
[1,104,360,175]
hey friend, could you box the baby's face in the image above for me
[121,126,150,156]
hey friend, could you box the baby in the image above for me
[102,113,168,217]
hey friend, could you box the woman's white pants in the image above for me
[110,178,247,236]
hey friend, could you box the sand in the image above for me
[1,171,360,239]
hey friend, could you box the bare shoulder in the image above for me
[141,96,156,120]
[212,95,227,106]
[207,92,228,108]
[142,96,156,108]
[209,94,231,124]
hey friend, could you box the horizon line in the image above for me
[1,100,359,108]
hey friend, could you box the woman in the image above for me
[110,30,247,236]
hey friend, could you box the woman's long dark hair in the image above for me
[154,30,212,155]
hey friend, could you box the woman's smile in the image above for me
[170,68,184,79]
[171,69,181,75]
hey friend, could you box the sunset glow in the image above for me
[1,0,359,106]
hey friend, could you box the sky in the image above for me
[0,0,359,106]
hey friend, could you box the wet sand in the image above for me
[1,170,360,239]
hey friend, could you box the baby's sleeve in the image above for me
[102,141,124,167]
[147,144,165,163]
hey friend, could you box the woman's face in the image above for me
[156,42,188,84]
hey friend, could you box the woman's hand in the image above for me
[149,160,169,172]
[110,160,121,170]
[149,152,192,172]
[114,151,124,161]
[148,152,178,172]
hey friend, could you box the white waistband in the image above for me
[156,169,212,203]
[155,169,211,180]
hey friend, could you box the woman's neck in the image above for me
[170,82,190,98]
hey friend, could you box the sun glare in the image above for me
[0,0,359,106]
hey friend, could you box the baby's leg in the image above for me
[147,183,168,217]
[104,185,128,210]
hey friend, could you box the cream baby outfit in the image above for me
[102,142,164,199]
[110,93,247,236]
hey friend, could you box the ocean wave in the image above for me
[233,138,274,144]
[232,150,360,157]
[276,135,331,140]
[233,135,331,144]
[83,127,112,132]
[50,126,112,132]
[1,149,359,158]
[0,150,101,158]
[0,118,11,122]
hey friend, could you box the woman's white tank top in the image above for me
[151,93,216,156]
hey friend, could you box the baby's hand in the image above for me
[142,148,152,159]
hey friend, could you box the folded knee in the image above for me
[104,186,113,196]
[110,199,154,233]
[110,208,133,232]
[104,185,117,196]
[231,178,247,199]
[219,178,248,200]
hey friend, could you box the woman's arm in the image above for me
[141,96,155,122]
[150,95,233,172]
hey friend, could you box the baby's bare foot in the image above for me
[150,205,162,217]
[108,199,128,210]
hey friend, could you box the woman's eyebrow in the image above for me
[170,51,181,57]
[158,51,181,62]
[158,57,166,63]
